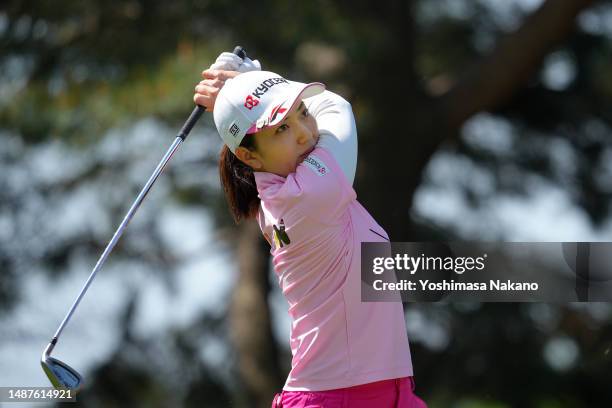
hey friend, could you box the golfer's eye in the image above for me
[276,124,289,134]
[302,107,310,117]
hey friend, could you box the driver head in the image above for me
[41,356,82,391]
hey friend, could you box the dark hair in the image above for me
[219,134,260,224]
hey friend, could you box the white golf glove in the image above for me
[209,51,261,72]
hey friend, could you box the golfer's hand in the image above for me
[209,51,261,72]
[193,69,240,111]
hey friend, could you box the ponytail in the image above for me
[219,135,260,224]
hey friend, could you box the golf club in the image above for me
[41,45,247,391]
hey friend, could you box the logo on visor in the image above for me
[244,95,259,110]
[269,104,288,123]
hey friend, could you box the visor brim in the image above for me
[246,82,325,134]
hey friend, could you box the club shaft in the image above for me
[51,136,185,342]
[46,45,247,353]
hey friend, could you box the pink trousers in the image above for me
[270,377,427,408]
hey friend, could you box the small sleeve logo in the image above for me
[303,155,328,176]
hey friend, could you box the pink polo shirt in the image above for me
[253,92,413,391]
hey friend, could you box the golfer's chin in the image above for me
[295,151,312,170]
[298,144,317,165]
[297,153,308,165]
[267,151,315,177]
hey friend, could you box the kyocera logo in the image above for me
[304,156,327,175]
[243,77,289,110]
[244,95,259,110]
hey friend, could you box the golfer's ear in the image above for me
[235,146,263,170]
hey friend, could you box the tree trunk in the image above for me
[229,221,284,408]
[441,0,594,129]
[357,0,594,240]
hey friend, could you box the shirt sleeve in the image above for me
[304,90,358,185]
[281,146,356,225]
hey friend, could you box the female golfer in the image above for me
[194,52,427,408]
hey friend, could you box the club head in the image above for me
[41,356,83,391]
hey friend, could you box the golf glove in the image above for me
[209,51,261,72]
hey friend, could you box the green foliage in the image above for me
[2,43,218,143]
[2,1,612,406]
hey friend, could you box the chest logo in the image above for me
[273,219,291,248]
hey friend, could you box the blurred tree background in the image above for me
[1,0,612,407]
